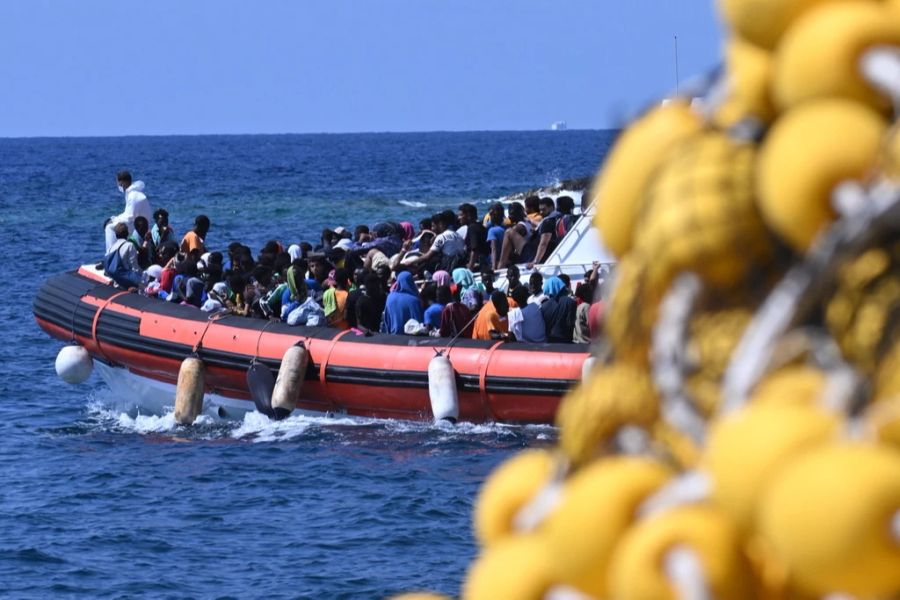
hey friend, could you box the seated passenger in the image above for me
[525,197,561,267]
[458,203,489,271]
[422,284,447,331]
[573,281,595,344]
[527,272,546,305]
[323,268,351,329]
[355,272,386,333]
[280,260,309,320]
[201,281,230,313]
[181,215,210,254]
[149,208,176,263]
[382,271,424,334]
[409,212,466,272]
[129,216,152,269]
[104,223,143,289]
[496,202,534,269]
[439,288,475,339]
[507,285,547,343]
[472,291,510,341]
[540,276,576,343]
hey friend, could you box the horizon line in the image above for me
[0,126,620,141]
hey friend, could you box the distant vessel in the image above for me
[550,121,567,131]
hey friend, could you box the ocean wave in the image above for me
[397,200,427,208]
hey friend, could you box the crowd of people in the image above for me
[102,171,606,343]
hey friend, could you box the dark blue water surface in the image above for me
[0,131,614,598]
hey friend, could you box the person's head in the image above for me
[529,272,544,294]
[308,254,331,282]
[194,215,210,237]
[133,216,149,237]
[441,209,458,231]
[375,264,391,286]
[557,195,575,215]
[436,285,452,305]
[524,195,540,215]
[419,217,432,233]
[430,212,446,234]
[113,222,129,240]
[458,203,477,226]
[262,240,281,256]
[559,273,571,290]
[511,284,530,308]
[421,283,437,306]
[116,171,132,190]
[506,265,521,287]
[488,202,505,225]
[153,208,169,228]
[227,241,243,261]
[539,197,556,217]
[207,251,223,266]
[418,231,436,254]
[364,272,383,297]
[333,268,351,290]
[481,265,495,293]
[508,202,526,223]
[491,290,509,316]
[158,240,178,264]
[575,281,594,303]
[273,251,292,276]
[252,266,273,289]
[354,224,370,243]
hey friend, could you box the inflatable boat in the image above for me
[34,266,590,424]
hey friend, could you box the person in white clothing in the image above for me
[104,171,152,251]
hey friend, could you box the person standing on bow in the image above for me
[104,170,152,252]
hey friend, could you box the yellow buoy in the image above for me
[713,37,777,128]
[473,449,559,547]
[773,1,900,113]
[757,443,900,597]
[538,456,672,597]
[716,0,864,50]
[556,363,659,467]
[608,504,755,600]
[462,536,554,600]
[174,357,205,425]
[591,101,703,258]
[749,365,827,407]
[757,98,886,252]
[634,130,773,291]
[705,402,839,533]
[271,344,309,420]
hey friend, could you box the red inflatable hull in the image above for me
[34,268,588,423]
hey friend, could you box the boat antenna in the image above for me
[674,34,680,96]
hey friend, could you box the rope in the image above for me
[433,310,482,356]
[90,289,134,364]
[250,319,277,365]
[191,310,230,355]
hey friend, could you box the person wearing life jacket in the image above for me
[105,171,152,252]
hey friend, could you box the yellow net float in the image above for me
[537,456,673,598]
[756,97,887,252]
[633,130,774,292]
[704,402,840,533]
[556,363,660,468]
[716,0,864,50]
[713,37,777,128]
[462,535,555,600]
[472,448,560,548]
[773,0,900,113]
[607,504,756,600]
[591,101,703,259]
[756,442,900,597]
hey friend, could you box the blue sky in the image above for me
[0,1,725,137]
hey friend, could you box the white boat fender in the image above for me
[271,343,309,420]
[428,351,459,424]
[174,356,205,425]
[581,355,596,385]
[55,344,93,384]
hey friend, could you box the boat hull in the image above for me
[34,269,588,424]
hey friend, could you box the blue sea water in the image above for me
[0,130,614,598]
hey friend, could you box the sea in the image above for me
[0,130,615,599]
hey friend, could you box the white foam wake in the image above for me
[398,200,427,208]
